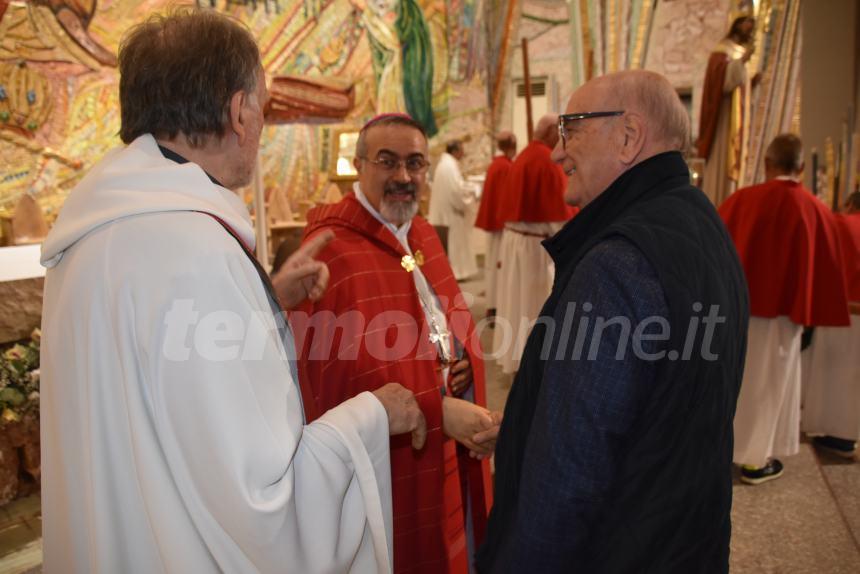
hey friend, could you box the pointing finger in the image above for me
[296,229,335,259]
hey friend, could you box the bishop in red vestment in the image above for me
[719,134,849,484]
[291,115,497,573]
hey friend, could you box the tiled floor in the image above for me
[1,265,856,572]
[0,494,42,573]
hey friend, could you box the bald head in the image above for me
[764,133,803,179]
[551,69,690,207]
[534,114,559,148]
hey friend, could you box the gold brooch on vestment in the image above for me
[401,250,425,272]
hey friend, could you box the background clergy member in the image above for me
[292,114,500,574]
[803,191,860,459]
[493,115,576,375]
[720,133,850,484]
[428,139,480,280]
[39,9,426,573]
[474,131,517,320]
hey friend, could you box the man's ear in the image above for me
[229,90,247,144]
[353,156,363,174]
[619,112,646,164]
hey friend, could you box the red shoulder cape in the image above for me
[835,212,860,302]
[697,51,730,159]
[719,179,850,326]
[475,155,513,232]
[290,193,492,573]
[496,141,576,224]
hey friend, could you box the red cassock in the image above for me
[496,140,577,224]
[291,193,492,574]
[834,212,860,302]
[719,179,850,326]
[474,155,513,232]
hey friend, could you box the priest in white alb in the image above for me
[39,10,426,573]
[428,140,480,280]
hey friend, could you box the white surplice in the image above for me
[428,152,479,280]
[39,134,393,574]
[484,230,502,311]
[492,222,562,375]
[733,316,803,467]
[802,315,860,441]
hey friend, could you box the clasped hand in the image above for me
[442,396,502,460]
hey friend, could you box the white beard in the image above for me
[380,197,419,226]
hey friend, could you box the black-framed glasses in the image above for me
[359,155,430,174]
[558,111,625,146]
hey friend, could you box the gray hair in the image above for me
[601,70,690,153]
[765,133,804,174]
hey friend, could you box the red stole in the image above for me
[835,212,860,302]
[291,193,492,574]
[697,51,729,160]
[719,179,850,326]
[497,140,576,224]
[475,155,513,232]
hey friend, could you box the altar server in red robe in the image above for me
[474,131,517,319]
[719,134,850,484]
[804,191,860,459]
[493,115,577,374]
[291,113,499,573]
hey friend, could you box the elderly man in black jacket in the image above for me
[476,70,749,573]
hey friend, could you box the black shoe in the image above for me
[740,459,784,485]
[813,435,857,459]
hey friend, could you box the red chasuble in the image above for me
[496,140,577,224]
[697,51,730,160]
[835,212,860,302]
[475,155,513,232]
[719,179,850,326]
[291,193,492,574]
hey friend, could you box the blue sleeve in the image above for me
[500,237,669,572]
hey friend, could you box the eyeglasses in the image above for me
[558,111,625,146]
[360,155,430,175]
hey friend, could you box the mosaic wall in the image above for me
[0,0,499,229]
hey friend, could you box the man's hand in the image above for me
[372,383,427,450]
[272,230,334,310]
[448,357,473,396]
[442,397,502,459]
[470,411,502,458]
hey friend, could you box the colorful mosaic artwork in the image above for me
[0,0,501,233]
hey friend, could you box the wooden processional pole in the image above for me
[522,37,534,142]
